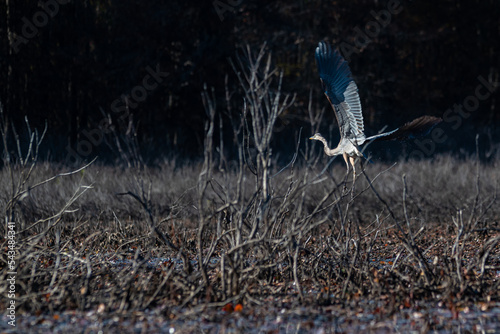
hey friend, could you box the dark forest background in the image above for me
[1,0,499,166]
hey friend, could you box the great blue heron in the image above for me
[310,42,441,180]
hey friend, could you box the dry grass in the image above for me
[2,155,498,225]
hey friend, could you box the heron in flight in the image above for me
[310,42,441,180]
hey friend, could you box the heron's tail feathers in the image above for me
[365,116,442,142]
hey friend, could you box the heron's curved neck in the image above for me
[318,137,341,156]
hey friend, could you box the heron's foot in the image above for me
[342,169,350,193]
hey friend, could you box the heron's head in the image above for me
[309,133,324,141]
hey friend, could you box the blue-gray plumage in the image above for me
[310,41,441,180]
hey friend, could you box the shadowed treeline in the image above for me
[1,0,499,164]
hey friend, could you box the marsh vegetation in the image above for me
[1,45,499,333]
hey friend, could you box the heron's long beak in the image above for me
[309,136,314,140]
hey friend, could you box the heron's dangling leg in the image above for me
[349,156,358,182]
[349,156,359,197]
[342,153,350,192]
[342,153,350,174]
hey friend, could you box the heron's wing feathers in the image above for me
[366,116,442,141]
[316,42,365,144]
[343,81,365,142]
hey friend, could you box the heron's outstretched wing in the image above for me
[315,42,365,144]
[365,116,442,141]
